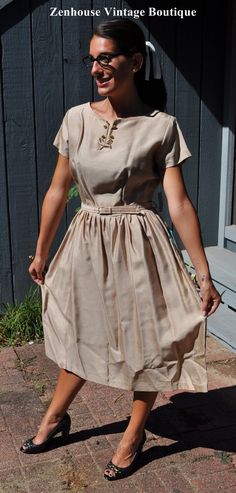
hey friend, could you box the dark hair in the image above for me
[93,19,167,111]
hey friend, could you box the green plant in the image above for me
[0,285,43,348]
[214,450,232,464]
[165,224,199,290]
[184,261,199,289]
[34,382,47,396]
[67,185,80,212]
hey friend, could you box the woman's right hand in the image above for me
[28,255,48,285]
[27,154,72,286]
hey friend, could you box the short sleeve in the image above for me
[53,111,69,158]
[156,116,192,170]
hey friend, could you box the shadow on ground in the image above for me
[36,386,236,461]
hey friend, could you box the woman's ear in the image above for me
[131,52,144,73]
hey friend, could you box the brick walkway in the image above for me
[1,334,236,492]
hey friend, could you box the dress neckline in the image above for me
[87,102,159,125]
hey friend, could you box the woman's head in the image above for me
[85,18,167,110]
[88,19,145,99]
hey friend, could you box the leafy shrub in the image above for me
[0,286,43,348]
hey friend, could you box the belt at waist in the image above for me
[80,202,156,215]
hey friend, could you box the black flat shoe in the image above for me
[104,430,146,481]
[20,412,71,454]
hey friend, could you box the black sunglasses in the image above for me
[82,52,125,69]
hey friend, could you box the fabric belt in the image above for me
[80,202,155,215]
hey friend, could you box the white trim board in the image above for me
[218,3,236,247]
[218,127,235,246]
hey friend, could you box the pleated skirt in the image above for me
[40,203,207,392]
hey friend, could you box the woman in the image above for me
[20,18,221,480]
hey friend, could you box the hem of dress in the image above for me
[45,351,208,393]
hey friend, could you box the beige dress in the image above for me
[40,102,208,392]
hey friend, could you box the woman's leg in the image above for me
[105,391,157,473]
[25,368,86,446]
[126,391,158,438]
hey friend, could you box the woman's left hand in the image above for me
[199,280,221,317]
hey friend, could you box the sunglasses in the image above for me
[82,52,125,69]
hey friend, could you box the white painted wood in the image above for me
[205,247,236,291]
[207,304,236,351]
[225,225,236,242]
[218,3,236,246]
[182,256,236,308]
[218,127,235,246]
[182,246,236,293]
[182,247,236,358]
[209,280,236,308]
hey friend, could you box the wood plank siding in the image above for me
[0,0,14,9]
[0,0,229,307]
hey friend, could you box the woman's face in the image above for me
[89,35,142,98]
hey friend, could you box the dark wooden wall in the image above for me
[0,0,227,307]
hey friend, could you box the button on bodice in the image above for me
[97,120,118,150]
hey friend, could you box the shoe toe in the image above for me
[20,437,35,452]
[104,469,116,479]
[104,460,128,480]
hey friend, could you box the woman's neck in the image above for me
[102,95,151,118]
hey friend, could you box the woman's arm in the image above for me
[29,153,73,285]
[161,165,221,317]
